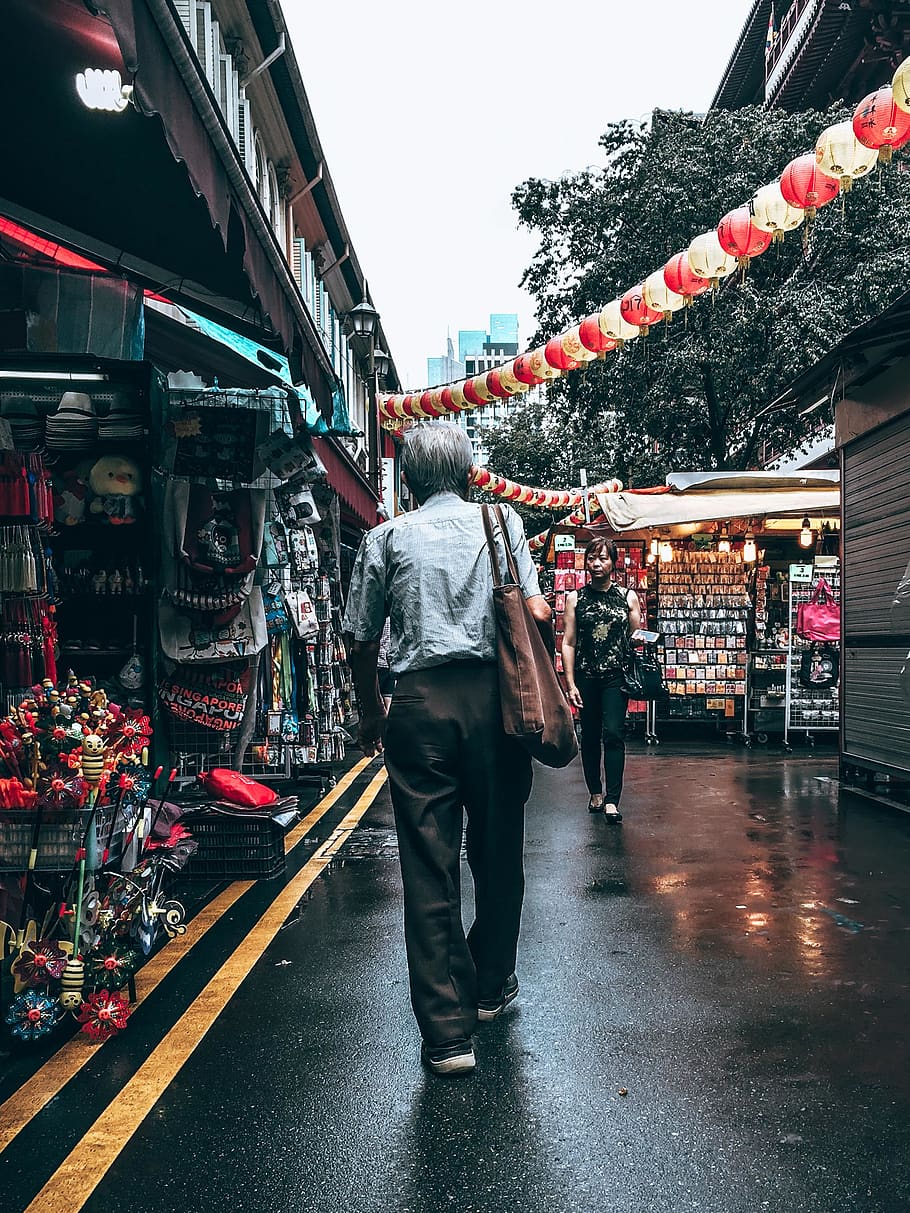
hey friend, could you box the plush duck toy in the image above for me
[88,455,142,525]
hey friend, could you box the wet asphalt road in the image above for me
[5,742,910,1212]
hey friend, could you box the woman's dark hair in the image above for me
[584,536,618,566]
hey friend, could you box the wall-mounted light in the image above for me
[76,69,133,113]
[799,516,814,548]
[717,524,731,554]
[742,530,757,563]
[659,541,673,563]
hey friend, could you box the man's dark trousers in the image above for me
[383,659,533,1048]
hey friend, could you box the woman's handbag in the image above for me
[795,578,840,643]
[621,637,668,700]
[481,505,577,769]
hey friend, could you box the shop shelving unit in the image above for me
[783,559,841,751]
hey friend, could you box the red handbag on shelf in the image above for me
[796,578,840,643]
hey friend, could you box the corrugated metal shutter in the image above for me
[842,410,910,776]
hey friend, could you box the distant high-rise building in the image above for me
[425,313,538,465]
[489,313,519,347]
[426,335,464,388]
[457,330,487,363]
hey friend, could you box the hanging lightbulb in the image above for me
[717,524,731,554]
[659,540,674,563]
[743,531,757,563]
[649,536,659,557]
[646,551,656,565]
[799,516,814,548]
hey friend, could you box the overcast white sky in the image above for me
[283,1,755,390]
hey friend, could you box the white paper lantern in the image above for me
[815,121,879,192]
[598,299,638,344]
[687,231,737,287]
[750,181,805,242]
[643,268,685,321]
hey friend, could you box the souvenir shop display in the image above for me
[0,448,58,708]
[657,549,750,729]
[158,390,354,781]
[0,678,196,1045]
[783,558,841,750]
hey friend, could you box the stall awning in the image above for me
[313,437,379,533]
[593,471,840,532]
[0,0,334,416]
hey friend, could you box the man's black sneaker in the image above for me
[420,1039,476,1076]
[477,973,519,1022]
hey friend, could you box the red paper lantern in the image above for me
[578,314,618,354]
[779,154,840,218]
[462,380,481,407]
[512,355,545,386]
[472,467,491,488]
[486,369,510,399]
[544,336,580,371]
[852,85,910,163]
[663,252,711,305]
[439,387,456,412]
[419,390,441,418]
[716,205,772,268]
[620,286,662,333]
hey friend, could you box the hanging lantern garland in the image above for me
[380,54,910,429]
[469,466,622,509]
[527,495,606,553]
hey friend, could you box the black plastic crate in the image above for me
[0,808,123,872]
[181,807,286,880]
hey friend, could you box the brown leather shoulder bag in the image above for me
[481,504,578,769]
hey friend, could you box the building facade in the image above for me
[712,0,910,112]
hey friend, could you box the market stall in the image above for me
[539,472,841,743]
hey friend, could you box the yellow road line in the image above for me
[25,766,388,1213]
[0,755,376,1156]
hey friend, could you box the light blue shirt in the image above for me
[342,492,541,675]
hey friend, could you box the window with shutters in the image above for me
[253,133,267,207]
[236,92,254,177]
[267,162,284,244]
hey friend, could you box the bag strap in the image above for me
[493,504,523,585]
[480,505,504,589]
[810,577,832,604]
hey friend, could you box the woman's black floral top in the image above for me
[574,583,632,676]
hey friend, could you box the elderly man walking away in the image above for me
[343,422,552,1077]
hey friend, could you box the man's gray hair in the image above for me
[401,422,474,504]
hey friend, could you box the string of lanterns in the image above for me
[527,497,605,553]
[470,466,622,509]
[380,61,910,429]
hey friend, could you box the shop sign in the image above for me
[554,534,575,552]
[789,564,813,583]
[381,457,396,517]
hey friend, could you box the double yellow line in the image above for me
[1,757,387,1212]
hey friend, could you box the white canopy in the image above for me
[593,471,840,532]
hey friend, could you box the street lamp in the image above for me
[344,295,384,494]
[344,298,380,342]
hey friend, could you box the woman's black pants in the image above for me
[576,672,628,804]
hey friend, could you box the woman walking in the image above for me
[562,537,641,820]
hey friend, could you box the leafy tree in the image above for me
[486,105,910,490]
